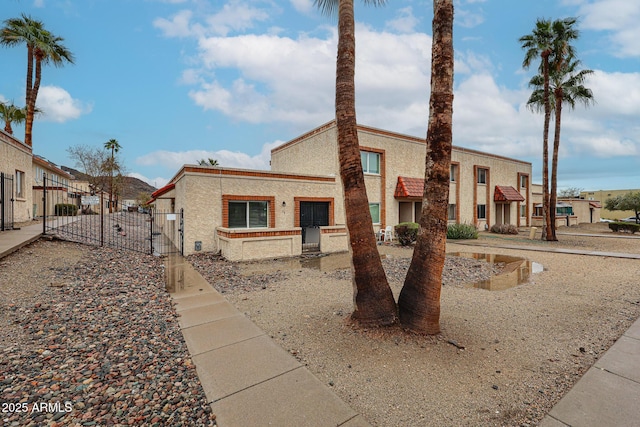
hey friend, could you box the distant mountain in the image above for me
[61,166,157,199]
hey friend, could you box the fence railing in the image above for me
[41,173,183,255]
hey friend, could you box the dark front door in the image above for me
[300,202,329,250]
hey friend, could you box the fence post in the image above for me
[149,210,153,255]
[1,172,4,232]
[100,192,104,247]
[43,173,47,235]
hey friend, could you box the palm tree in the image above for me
[528,59,594,239]
[519,19,555,240]
[104,138,121,213]
[1,14,74,147]
[197,158,219,166]
[397,0,454,334]
[0,101,26,135]
[315,0,397,326]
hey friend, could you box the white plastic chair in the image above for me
[383,225,394,242]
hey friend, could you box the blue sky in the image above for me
[1,0,639,192]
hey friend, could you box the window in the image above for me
[448,204,456,221]
[477,168,487,184]
[369,203,380,224]
[450,164,457,182]
[229,201,268,228]
[15,170,25,199]
[556,206,574,216]
[361,151,380,174]
[520,204,526,217]
[477,204,486,220]
[520,175,528,188]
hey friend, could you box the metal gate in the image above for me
[1,172,14,231]
[41,174,183,255]
[300,201,329,252]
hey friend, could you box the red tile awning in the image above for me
[589,201,602,208]
[151,183,175,200]
[494,185,525,202]
[394,177,424,199]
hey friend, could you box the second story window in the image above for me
[361,151,380,174]
[477,168,487,184]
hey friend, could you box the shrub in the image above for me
[394,222,419,246]
[490,223,519,235]
[55,203,78,216]
[447,223,478,240]
[609,222,640,234]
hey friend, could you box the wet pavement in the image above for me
[165,253,370,426]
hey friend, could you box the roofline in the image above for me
[33,155,73,179]
[271,121,532,166]
[0,129,32,155]
[169,165,336,185]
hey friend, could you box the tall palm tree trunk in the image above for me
[398,0,454,335]
[541,52,553,241]
[25,55,43,147]
[549,87,563,241]
[24,47,35,147]
[336,0,397,326]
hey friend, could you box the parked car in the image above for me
[621,216,639,223]
[599,218,614,223]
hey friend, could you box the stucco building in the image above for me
[1,129,33,226]
[581,189,639,221]
[153,121,533,260]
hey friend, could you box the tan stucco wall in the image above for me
[271,122,532,230]
[1,130,33,223]
[559,199,601,224]
[581,189,639,220]
[175,167,340,256]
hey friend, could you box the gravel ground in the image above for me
[188,228,640,427]
[2,222,639,426]
[0,239,216,426]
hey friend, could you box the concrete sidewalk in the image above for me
[165,254,370,426]
[539,317,640,427]
[0,222,44,259]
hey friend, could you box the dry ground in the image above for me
[219,224,640,426]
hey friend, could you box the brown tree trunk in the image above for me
[541,52,552,240]
[398,0,454,335]
[25,55,42,148]
[549,87,563,241]
[336,0,397,326]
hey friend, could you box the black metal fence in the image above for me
[1,172,14,231]
[42,174,183,255]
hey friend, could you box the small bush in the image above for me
[447,223,478,240]
[609,222,640,234]
[394,222,419,246]
[55,203,78,216]
[490,224,519,235]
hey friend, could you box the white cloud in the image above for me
[578,0,640,57]
[135,140,282,174]
[289,0,314,14]
[187,26,431,130]
[154,10,195,38]
[385,7,420,34]
[154,1,271,38]
[128,172,169,189]
[36,86,91,123]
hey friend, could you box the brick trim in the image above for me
[222,195,276,228]
[360,146,386,226]
[474,165,491,225]
[217,229,300,239]
[517,172,530,227]
[451,161,460,222]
